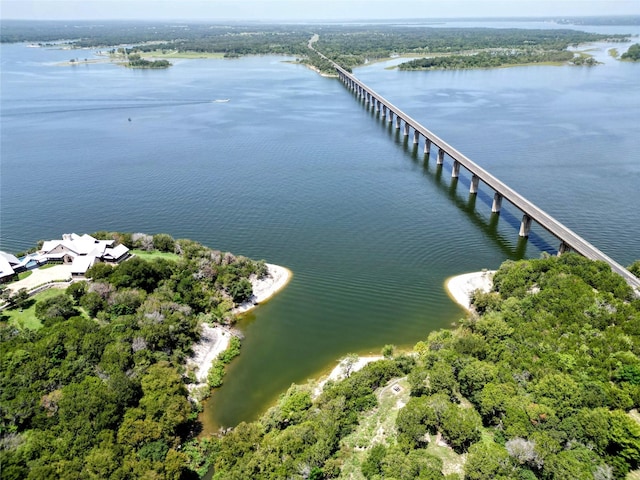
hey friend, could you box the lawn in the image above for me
[17,270,33,281]
[130,249,180,262]
[1,288,66,330]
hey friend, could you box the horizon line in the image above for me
[2,14,639,22]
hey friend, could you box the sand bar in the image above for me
[445,270,495,311]
[232,263,292,314]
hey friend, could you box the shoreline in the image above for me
[444,270,495,311]
[313,355,384,398]
[187,263,292,394]
[311,270,495,397]
[232,263,292,314]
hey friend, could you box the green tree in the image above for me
[80,291,106,318]
[396,396,437,449]
[228,277,253,303]
[621,44,640,61]
[138,362,191,437]
[6,288,30,310]
[439,405,482,453]
[362,443,386,478]
[457,359,496,403]
[465,441,513,480]
[85,262,114,280]
[66,281,87,304]
[152,233,175,252]
[109,257,168,293]
[544,448,599,480]
[35,293,78,324]
[628,259,640,278]
[382,344,396,359]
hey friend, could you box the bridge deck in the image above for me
[331,64,639,290]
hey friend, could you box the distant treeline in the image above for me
[0,21,630,74]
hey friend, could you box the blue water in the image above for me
[1,25,638,428]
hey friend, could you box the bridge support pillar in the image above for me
[413,130,420,145]
[388,111,394,124]
[375,100,380,112]
[558,241,570,256]
[519,214,532,237]
[424,139,431,154]
[492,193,503,213]
[396,116,401,129]
[470,175,480,194]
[437,149,445,165]
[452,160,461,178]
[404,124,410,137]
[381,105,386,118]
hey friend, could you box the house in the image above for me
[40,233,115,264]
[1,234,132,281]
[0,251,20,283]
[39,233,131,276]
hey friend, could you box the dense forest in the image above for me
[0,233,267,479]
[398,49,604,70]
[191,254,640,479]
[2,237,640,478]
[0,21,627,74]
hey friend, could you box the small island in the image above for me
[397,50,600,70]
[621,43,640,61]
[125,53,171,69]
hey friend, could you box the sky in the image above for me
[1,0,639,21]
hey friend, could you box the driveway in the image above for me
[6,265,73,293]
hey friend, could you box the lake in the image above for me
[1,23,638,430]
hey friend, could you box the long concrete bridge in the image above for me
[313,47,639,290]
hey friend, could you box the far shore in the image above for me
[445,270,495,311]
[186,263,292,394]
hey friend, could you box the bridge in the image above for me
[311,46,639,290]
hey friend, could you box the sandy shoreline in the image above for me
[187,263,292,394]
[232,263,292,314]
[187,266,490,398]
[311,271,495,396]
[445,270,495,311]
[313,355,384,397]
